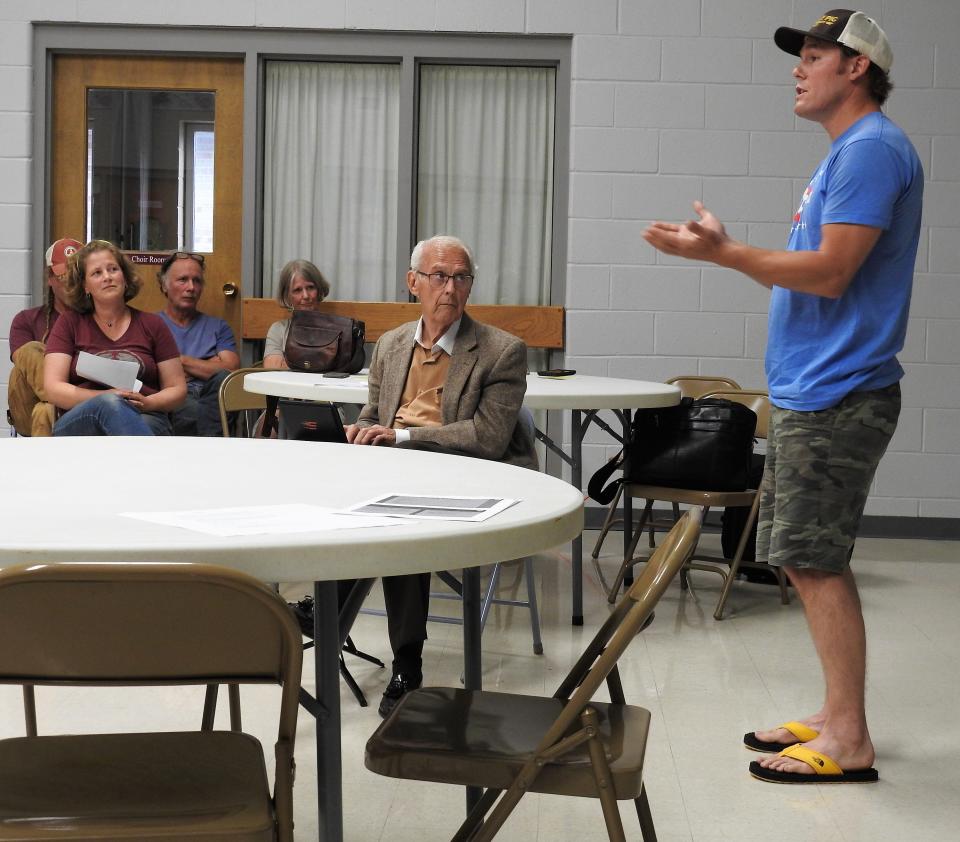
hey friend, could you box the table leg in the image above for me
[621,410,634,589]
[571,409,584,626]
[462,566,483,812]
[313,580,343,842]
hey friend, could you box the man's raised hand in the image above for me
[643,200,729,263]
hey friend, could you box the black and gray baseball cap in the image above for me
[775,9,893,72]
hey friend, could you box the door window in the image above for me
[86,88,215,252]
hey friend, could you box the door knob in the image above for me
[222,282,238,297]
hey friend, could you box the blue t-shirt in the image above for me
[158,311,237,387]
[765,112,923,411]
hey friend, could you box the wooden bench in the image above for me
[241,299,565,350]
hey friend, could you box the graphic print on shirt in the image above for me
[97,348,145,377]
[792,166,823,234]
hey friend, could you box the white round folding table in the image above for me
[0,436,583,842]
[244,370,681,624]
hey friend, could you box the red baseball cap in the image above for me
[45,238,83,277]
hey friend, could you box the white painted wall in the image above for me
[1,0,958,519]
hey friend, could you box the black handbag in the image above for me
[721,452,765,561]
[588,398,757,505]
[284,310,365,374]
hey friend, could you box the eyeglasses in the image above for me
[414,270,474,288]
[161,251,205,272]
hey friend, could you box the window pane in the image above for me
[184,126,215,252]
[86,89,215,251]
[263,62,399,301]
[417,65,556,305]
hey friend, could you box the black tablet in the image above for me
[277,399,347,443]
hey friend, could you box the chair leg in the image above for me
[201,684,244,732]
[451,787,501,842]
[607,499,654,603]
[437,562,544,657]
[468,782,529,842]
[584,709,627,842]
[343,635,385,667]
[480,564,501,632]
[338,634,385,707]
[591,484,623,560]
[634,783,657,842]
[201,685,218,730]
[713,494,760,620]
[339,656,369,707]
[228,683,242,731]
[679,505,712,593]
[524,557,543,655]
[22,685,37,737]
[775,565,791,605]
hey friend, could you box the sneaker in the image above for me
[288,595,315,638]
[378,672,421,718]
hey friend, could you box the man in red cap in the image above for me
[644,10,922,784]
[7,238,83,436]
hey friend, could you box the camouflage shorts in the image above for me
[756,383,900,573]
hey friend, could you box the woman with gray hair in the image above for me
[263,259,331,369]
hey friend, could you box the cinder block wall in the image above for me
[1,0,958,520]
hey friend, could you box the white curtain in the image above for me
[262,62,400,301]
[417,65,555,306]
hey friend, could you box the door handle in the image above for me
[222,282,239,297]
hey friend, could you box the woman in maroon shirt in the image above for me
[44,240,186,436]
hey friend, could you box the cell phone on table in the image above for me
[322,372,350,378]
[537,369,576,377]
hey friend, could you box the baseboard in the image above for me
[583,506,960,541]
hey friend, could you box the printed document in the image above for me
[341,494,517,522]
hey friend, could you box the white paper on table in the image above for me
[120,503,414,537]
[76,351,143,392]
[339,493,518,522]
[313,378,367,388]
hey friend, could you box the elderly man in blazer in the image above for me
[347,234,536,716]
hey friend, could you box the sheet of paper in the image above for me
[313,379,367,388]
[76,351,143,392]
[120,503,412,537]
[340,493,518,522]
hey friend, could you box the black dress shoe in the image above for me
[288,595,315,638]
[378,672,422,718]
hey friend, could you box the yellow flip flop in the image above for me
[743,720,819,753]
[749,743,878,784]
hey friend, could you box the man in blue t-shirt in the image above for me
[157,252,240,436]
[643,10,922,784]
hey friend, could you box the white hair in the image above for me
[409,235,476,276]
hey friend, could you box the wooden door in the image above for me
[50,55,244,343]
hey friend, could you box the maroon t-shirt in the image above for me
[9,305,61,357]
[45,309,180,396]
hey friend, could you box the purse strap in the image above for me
[587,449,625,505]
[260,395,279,438]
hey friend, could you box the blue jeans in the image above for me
[53,393,172,437]
[170,369,229,437]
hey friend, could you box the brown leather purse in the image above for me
[283,310,365,374]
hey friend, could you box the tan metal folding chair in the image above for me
[430,557,543,654]
[218,365,267,437]
[606,389,789,620]
[429,408,544,654]
[591,375,741,563]
[0,562,302,841]
[366,508,703,842]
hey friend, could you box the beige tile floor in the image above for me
[2,529,959,841]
